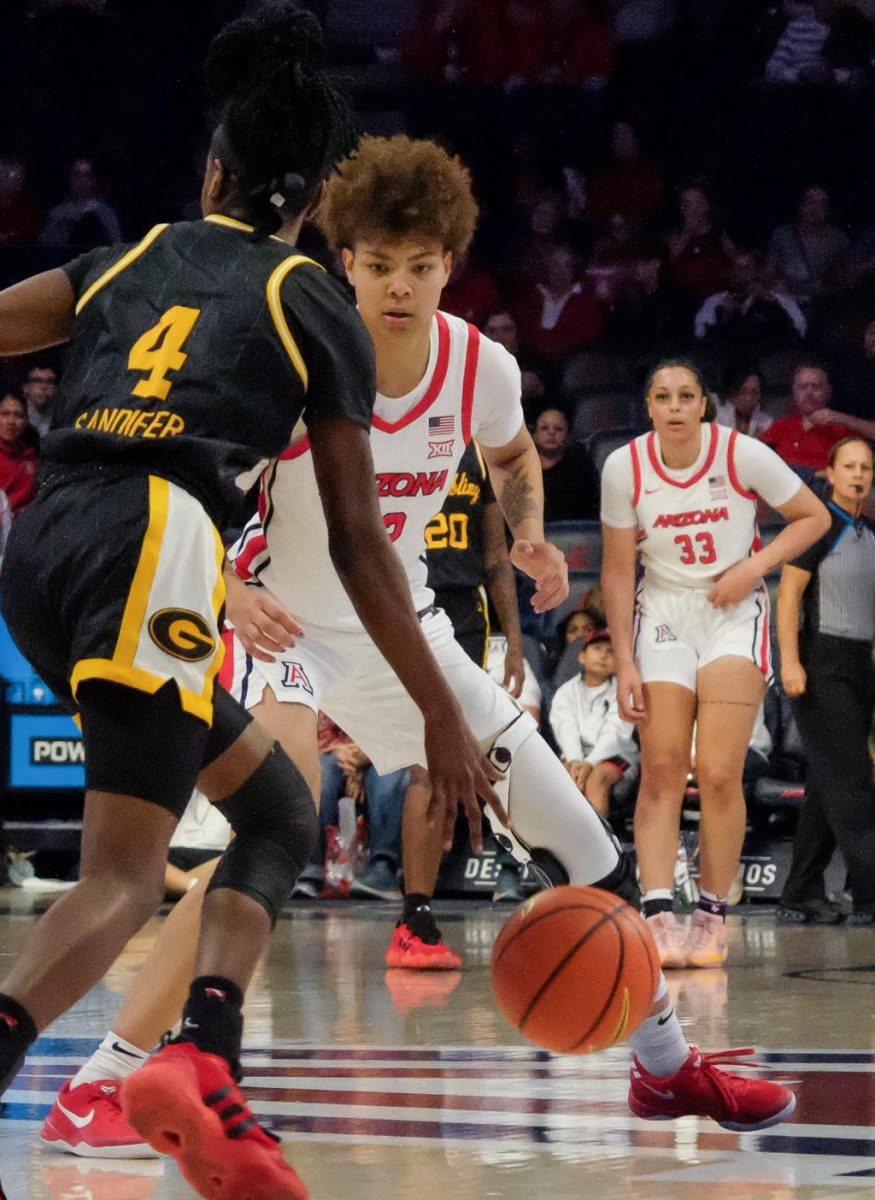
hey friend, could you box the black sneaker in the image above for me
[350,858,401,901]
[492,864,524,903]
[776,898,845,925]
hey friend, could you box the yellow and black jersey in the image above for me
[425,439,493,592]
[47,214,375,526]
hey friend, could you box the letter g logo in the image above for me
[148,608,216,661]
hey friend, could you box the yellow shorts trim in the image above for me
[70,659,214,724]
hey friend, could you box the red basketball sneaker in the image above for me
[385,922,462,970]
[121,1042,307,1200]
[629,1046,796,1131]
[41,1078,159,1158]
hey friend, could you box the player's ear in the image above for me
[340,247,355,283]
[442,251,453,284]
[302,180,326,222]
[203,155,228,209]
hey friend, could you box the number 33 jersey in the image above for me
[600,423,801,590]
[231,311,523,630]
[47,215,376,528]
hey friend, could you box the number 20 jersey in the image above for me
[232,311,523,630]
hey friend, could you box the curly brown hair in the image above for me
[317,135,479,259]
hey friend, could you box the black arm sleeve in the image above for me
[280,267,376,431]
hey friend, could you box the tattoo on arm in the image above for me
[501,466,537,531]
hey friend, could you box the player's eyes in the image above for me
[413,264,432,275]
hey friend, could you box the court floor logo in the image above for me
[147,608,215,661]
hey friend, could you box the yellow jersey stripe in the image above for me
[70,659,215,724]
[199,525,228,706]
[114,475,170,666]
[204,213,254,233]
[266,254,323,390]
[75,223,170,315]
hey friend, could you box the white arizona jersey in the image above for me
[601,423,801,589]
[230,311,523,629]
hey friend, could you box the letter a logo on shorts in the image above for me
[281,661,313,695]
[655,624,677,643]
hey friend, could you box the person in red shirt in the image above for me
[0,391,38,514]
[760,365,855,476]
[516,243,603,360]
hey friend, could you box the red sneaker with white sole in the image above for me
[41,1078,158,1158]
[385,922,462,970]
[629,1045,796,1131]
[121,1042,307,1200]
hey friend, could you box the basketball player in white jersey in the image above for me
[601,360,829,969]
[44,146,797,1160]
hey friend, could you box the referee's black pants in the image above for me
[782,635,875,909]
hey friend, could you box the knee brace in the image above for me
[209,742,318,925]
[483,712,620,888]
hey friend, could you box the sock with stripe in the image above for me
[70,1030,149,1089]
[698,889,728,922]
[642,889,674,919]
[628,975,689,1078]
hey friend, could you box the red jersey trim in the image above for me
[646,422,719,490]
[727,428,758,500]
[370,312,451,435]
[630,438,642,508]
[461,323,481,444]
[278,434,311,462]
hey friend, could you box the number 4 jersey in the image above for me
[231,311,523,630]
[600,423,801,589]
[49,215,376,527]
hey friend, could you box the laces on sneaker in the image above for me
[693,1046,759,1112]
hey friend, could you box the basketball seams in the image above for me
[492,899,626,973]
[567,918,625,1053]
[621,905,660,1002]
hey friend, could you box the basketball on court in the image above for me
[490,886,660,1054]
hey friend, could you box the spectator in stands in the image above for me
[714,364,773,437]
[665,183,735,315]
[0,158,41,248]
[440,256,501,327]
[559,0,616,84]
[21,362,58,439]
[764,0,831,82]
[776,437,875,924]
[516,244,604,361]
[549,628,639,815]
[832,315,875,419]
[483,309,549,419]
[40,157,121,249]
[0,391,38,514]
[694,249,806,349]
[546,605,602,688]
[768,184,850,304]
[533,406,600,521]
[514,190,569,292]
[760,363,855,478]
[586,119,666,226]
[294,715,406,902]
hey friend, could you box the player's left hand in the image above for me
[510,540,569,613]
[502,638,526,698]
[707,560,761,609]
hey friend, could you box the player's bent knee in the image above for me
[209,741,318,924]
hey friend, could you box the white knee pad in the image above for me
[484,713,620,886]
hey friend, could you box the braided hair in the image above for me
[205,2,357,238]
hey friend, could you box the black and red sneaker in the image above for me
[121,1042,307,1199]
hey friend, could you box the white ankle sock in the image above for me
[70,1031,149,1088]
[628,976,689,1078]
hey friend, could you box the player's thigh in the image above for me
[250,688,320,801]
[696,655,765,785]
[638,682,697,783]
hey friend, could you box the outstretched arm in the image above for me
[0,268,76,355]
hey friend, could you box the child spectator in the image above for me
[549,628,639,815]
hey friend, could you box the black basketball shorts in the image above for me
[433,585,489,668]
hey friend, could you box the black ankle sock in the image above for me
[0,994,38,1096]
[402,894,440,944]
[697,894,727,921]
[642,897,675,919]
[177,976,244,1073]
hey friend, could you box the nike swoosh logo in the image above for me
[57,1099,96,1129]
[111,1041,142,1058]
[657,1008,675,1026]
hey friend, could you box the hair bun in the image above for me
[206,2,325,108]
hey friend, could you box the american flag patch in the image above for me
[429,415,455,436]
[709,472,728,499]
[708,474,726,488]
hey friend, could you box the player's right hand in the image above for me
[422,706,506,855]
[781,661,807,697]
[616,661,647,723]
[224,571,303,663]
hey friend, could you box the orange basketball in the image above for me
[490,885,660,1054]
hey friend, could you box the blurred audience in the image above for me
[516,244,604,360]
[483,309,550,419]
[760,362,854,475]
[441,256,501,327]
[664,183,735,315]
[832,315,875,419]
[532,406,600,521]
[21,361,58,438]
[768,184,850,304]
[586,119,666,226]
[714,364,773,436]
[0,158,42,248]
[0,390,39,514]
[40,157,121,249]
[694,248,807,348]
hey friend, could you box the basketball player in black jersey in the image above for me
[0,8,498,1198]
